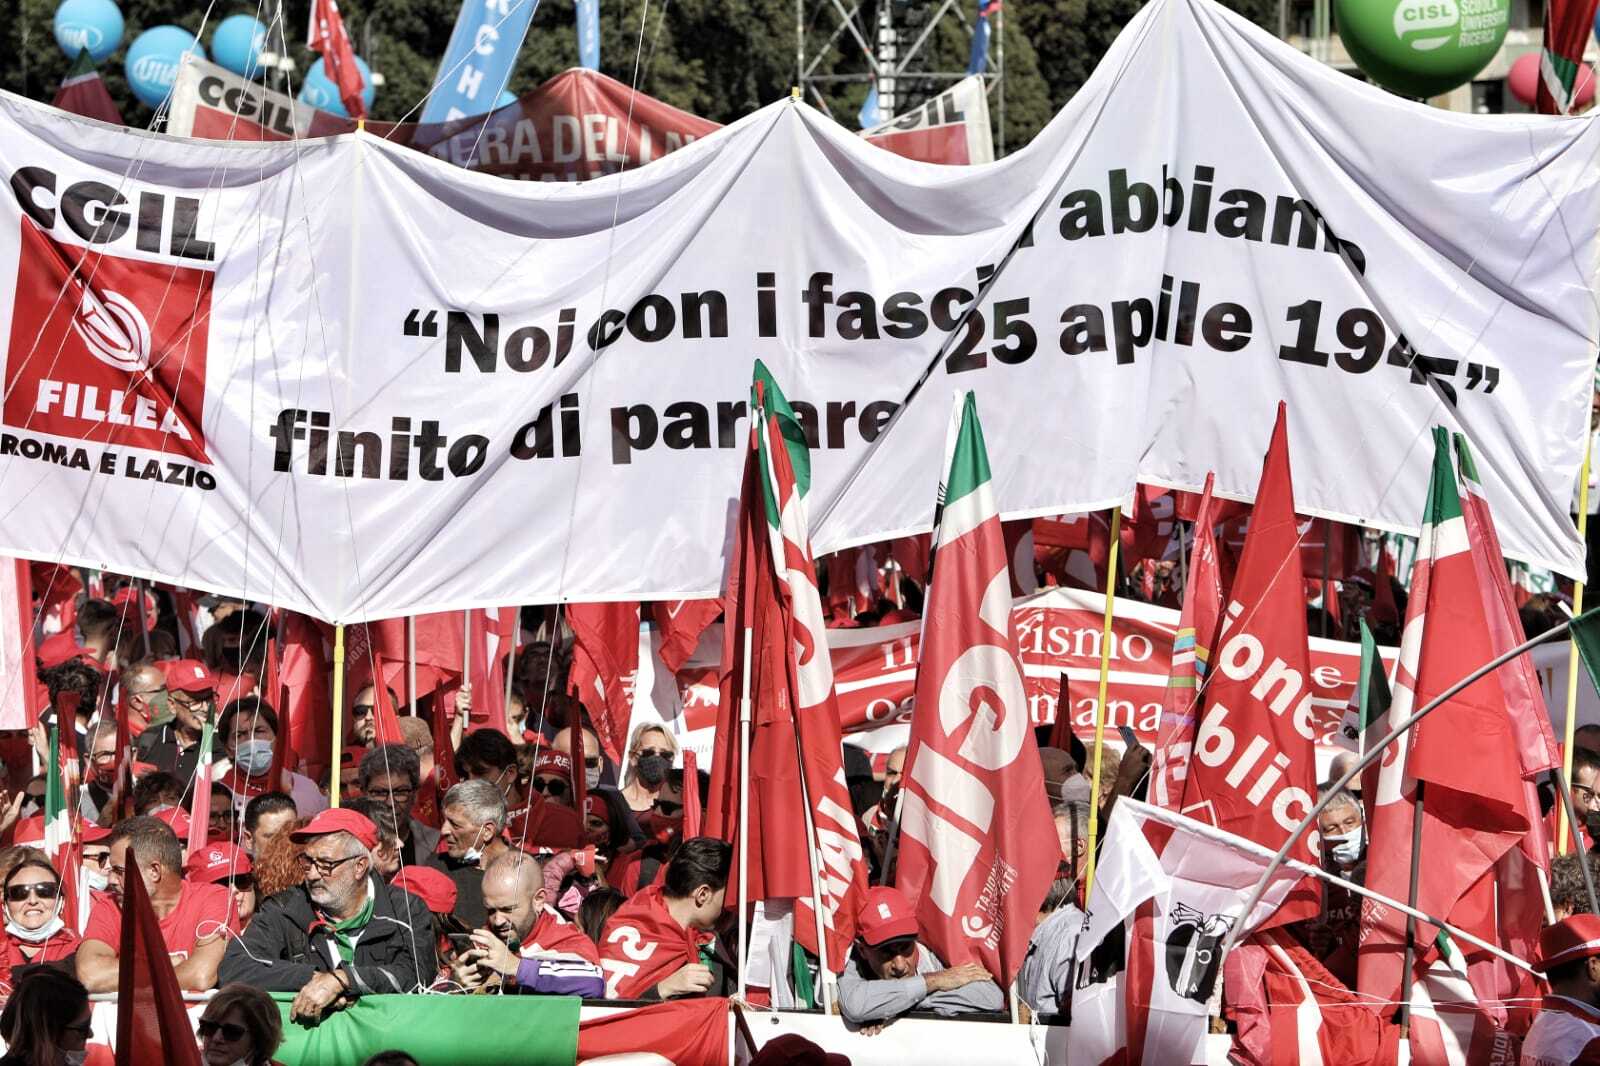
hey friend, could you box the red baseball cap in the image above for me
[856,885,918,947]
[533,750,573,781]
[392,865,457,914]
[9,816,44,848]
[185,843,252,885]
[1539,914,1600,970]
[291,808,379,850]
[36,632,90,670]
[151,805,190,838]
[81,823,111,844]
[164,660,217,695]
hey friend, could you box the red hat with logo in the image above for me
[164,660,217,694]
[291,808,378,850]
[392,865,457,915]
[533,750,573,781]
[185,842,252,884]
[856,885,919,947]
[1538,914,1600,970]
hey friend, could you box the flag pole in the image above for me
[1082,507,1124,901]
[1396,781,1425,1032]
[1222,614,1587,961]
[406,617,418,716]
[1559,423,1594,854]
[330,623,346,809]
[134,578,152,661]
[737,626,753,1003]
[503,615,517,715]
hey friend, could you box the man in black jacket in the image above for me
[218,808,436,1022]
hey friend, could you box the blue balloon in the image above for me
[210,14,266,78]
[53,0,124,63]
[124,25,204,108]
[298,55,375,117]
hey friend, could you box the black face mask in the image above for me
[1585,810,1600,841]
[636,755,670,787]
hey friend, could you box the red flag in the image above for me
[306,0,367,119]
[1537,0,1600,113]
[705,364,869,972]
[51,50,123,126]
[1176,405,1319,924]
[681,747,701,839]
[567,602,640,765]
[598,884,707,998]
[1358,429,1531,1011]
[576,996,730,1065]
[896,392,1056,984]
[358,613,465,705]
[2,559,37,731]
[570,708,589,824]
[369,660,406,747]
[1151,473,1224,811]
[650,599,720,676]
[267,682,296,792]
[279,611,332,780]
[114,842,203,1066]
[1048,671,1075,750]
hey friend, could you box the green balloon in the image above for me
[1334,0,1510,99]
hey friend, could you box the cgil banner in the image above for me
[0,0,1596,622]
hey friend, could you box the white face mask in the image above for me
[6,889,65,943]
[81,868,108,893]
[1325,828,1364,866]
[236,738,275,776]
[463,826,488,865]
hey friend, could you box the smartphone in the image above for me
[446,932,476,956]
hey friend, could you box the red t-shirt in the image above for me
[83,882,237,962]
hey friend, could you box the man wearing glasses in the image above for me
[134,660,221,790]
[358,744,440,866]
[349,684,401,748]
[1567,747,1600,853]
[218,808,437,1022]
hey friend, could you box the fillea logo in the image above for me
[70,288,151,373]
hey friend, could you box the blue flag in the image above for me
[967,0,1000,75]
[422,0,541,123]
[858,85,884,129]
[576,0,600,69]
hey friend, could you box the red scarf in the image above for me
[597,885,709,999]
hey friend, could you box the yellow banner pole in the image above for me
[330,623,346,809]
[1082,507,1124,901]
[1559,424,1594,854]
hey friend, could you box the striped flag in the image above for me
[43,724,81,934]
[185,719,216,860]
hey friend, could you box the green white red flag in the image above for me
[1152,471,1223,810]
[705,361,868,973]
[1175,404,1319,926]
[185,718,216,860]
[1538,0,1600,113]
[896,391,1056,984]
[1357,429,1531,1010]
[43,723,81,934]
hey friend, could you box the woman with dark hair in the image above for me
[0,860,78,1000]
[0,967,91,1066]
[197,984,283,1066]
[577,888,625,947]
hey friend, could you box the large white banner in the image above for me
[0,0,1595,622]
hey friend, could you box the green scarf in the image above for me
[324,891,375,965]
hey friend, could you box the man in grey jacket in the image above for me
[837,886,1004,1033]
[1018,801,1089,1019]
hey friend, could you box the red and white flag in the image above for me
[568,601,640,764]
[1176,404,1319,921]
[577,997,732,1065]
[306,0,367,119]
[651,599,721,675]
[1151,473,1223,811]
[1358,429,1532,1011]
[705,361,868,973]
[896,391,1056,985]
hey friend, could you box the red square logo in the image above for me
[4,219,211,463]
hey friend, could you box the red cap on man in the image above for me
[1538,914,1600,970]
[164,660,217,694]
[392,866,457,915]
[291,808,379,850]
[185,843,253,885]
[856,886,919,947]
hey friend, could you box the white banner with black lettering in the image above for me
[0,0,1595,622]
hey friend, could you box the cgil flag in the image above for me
[567,601,640,765]
[1151,471,1223,810]
[1358,429,1532,1010]
[896,391,1056,984]
[1176,403,1318,925]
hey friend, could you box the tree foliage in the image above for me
[0,0,1263,151]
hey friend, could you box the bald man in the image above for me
[459,852,604,996]
[120,663,168,737]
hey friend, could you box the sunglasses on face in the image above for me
[228,875,256,894]
[197,1019,248,1042]
[352,703,374,719]
[5,882,59,903]
[530,776,568,798]
[636,748,672,761]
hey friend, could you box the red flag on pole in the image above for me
[896,392,1058,984]
[652,600,721,675]
[1151,472,1224,811]
[306,0,367,119]
[1175,404,1319,926]
[681,747,702,839]
[1358,430,1532,1010]
[279,610,332,780]
[370,660,406,747]
[114,843,203,1066]
[567,602,640,765]
[570,707,589,823]
[1537,0,1600,113]
[51,50,123,125]
[267,682,296,792]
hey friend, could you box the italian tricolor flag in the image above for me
[44,724,81,933]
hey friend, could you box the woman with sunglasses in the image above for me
[528,751,575,809]
[619,725,678,816]
[196,983,283,1066]
[0,860,78,1002]
[0,967,91,1066]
